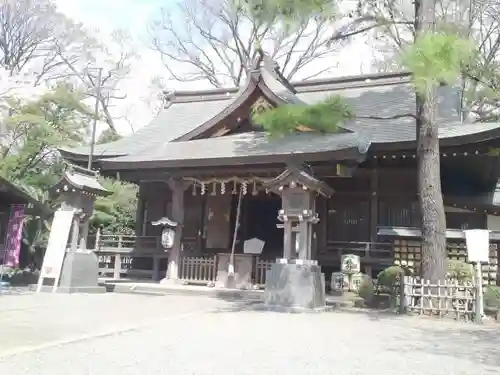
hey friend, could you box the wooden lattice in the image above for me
[393,239,498,285]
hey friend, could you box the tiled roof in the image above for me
[60,97,233,158]
[100,131,370,169]
[99,121,500,168]
[60,60,500,169]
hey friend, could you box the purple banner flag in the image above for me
[2,204,26,267]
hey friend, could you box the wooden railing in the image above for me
[91,234,500,287]
[318,241,394,267]
[88,232,162,251]
[96,248,169,281]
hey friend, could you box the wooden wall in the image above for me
[137,164,487,261]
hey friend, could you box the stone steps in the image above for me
[103,281,359,308]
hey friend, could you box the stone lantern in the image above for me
[36,164,110,293]
[263,163,333,261]
[261,163,334,311]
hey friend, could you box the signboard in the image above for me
[36,208,75,292]
[3,204,25,267]
[243,237,265,254]
[464,229,490,263]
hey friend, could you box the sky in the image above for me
[54,0,373,135]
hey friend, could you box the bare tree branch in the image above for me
[360,0,500,122]
[54,29,138,133]
[149,0,343,87]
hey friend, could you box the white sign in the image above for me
[36,208,75,292]
[243,237,265,254]
[464,229,490,263]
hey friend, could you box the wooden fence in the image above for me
[399,276,479,322]
[179,256,217,285]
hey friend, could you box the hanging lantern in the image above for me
[151,217,178,250]
[161,227,175,249]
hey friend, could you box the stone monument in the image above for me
[36,164,110,293]
[260,163,334,311]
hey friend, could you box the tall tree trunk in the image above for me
[415,0,447,282]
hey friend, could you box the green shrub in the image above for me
[377,266,408,294]
[484,286,500,309]
[0,266,39,286]
[447,260,473,282]
[358,277,375,303]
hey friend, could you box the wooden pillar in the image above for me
[135,185,146,236]
[165,179,189,281]
[369,161,379,242]
[152,256,160,281]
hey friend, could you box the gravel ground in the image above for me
[0,293,499,375]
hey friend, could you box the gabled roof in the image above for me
[262,164,334,197]
[60,50,299,161]
[52,164,110,197]
[59,50,500,171]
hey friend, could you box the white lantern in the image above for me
[161,227,175,249]
[151,217,178,250]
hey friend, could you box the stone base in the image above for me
[253,303,333,313]
[32,284,105,293]
[159,278,183,285]
[39,251,104,294]
[263,260,326,310]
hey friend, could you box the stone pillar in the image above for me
[298,220,309,260]
[164,179,189,282]
[69,215,80,253]
[79,221,89,250]
[283,220,293,260]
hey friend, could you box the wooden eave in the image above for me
[369,126,500,154]
[0,177,51,215]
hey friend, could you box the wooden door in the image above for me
[327,197,370,242]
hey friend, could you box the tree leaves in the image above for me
[91,178,138,235]
[252,95,352,136]
[401,31,476,96]
[0,84,91,184]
